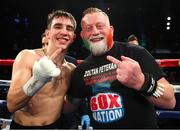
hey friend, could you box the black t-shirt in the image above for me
[65,55,78,66]
[67,42,165,129]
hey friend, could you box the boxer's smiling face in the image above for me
[47,16,76,49]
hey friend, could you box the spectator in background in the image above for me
[127,34,139,45]
[41,31,48,48]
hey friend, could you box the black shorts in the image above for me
[10,119,59,129]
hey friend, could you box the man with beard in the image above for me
[67,7,176,129]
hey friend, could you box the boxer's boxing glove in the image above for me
[23,56,60,96]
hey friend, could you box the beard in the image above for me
[87,35,108,56]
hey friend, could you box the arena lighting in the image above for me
[166,26,170,30]
[166,22,170,26]
[166,16,171,30]
[14,18,20,24]
[167,16,171,21]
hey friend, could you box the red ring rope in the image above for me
[0,59,180,67]
[156,59,180,68]
[0,59,14,66]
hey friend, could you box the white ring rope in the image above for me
[0,80,11,87]
[1,79,180,92]
[0,118,12,125]
[173,84,180,93]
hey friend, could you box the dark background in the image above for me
[0,0,180,80]
[1,1,180,129]
[0,0,180,59]
[0,1,180,127]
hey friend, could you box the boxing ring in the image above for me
[0,59,180,129]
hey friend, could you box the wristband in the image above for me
[140,73,157,96]
[22,76,49,96]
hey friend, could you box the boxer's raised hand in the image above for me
[22,48,64,96]
[107,55,145,90]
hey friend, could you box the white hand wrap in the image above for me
[23,56,60,96]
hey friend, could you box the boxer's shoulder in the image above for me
[14,49,42,68]
[17,49,41,58]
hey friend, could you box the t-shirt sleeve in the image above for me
[134,47,166,81]
[67,66,86,98]
[65,55,78,66]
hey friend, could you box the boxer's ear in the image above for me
[45,29,50,39]
[72,34,76,43]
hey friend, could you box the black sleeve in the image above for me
[65,55,78,66]
[135,47,166,80]
[67,66,86,98]
[79,98,89,116]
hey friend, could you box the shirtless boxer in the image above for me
[7,10,76,129]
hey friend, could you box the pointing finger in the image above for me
[49,47,65,60]
[106,55,121,66]
[121,56,137,63]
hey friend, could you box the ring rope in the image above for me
[156,110,180,119]
[0,59,180,67]
[156,59,180,68]
[0,59,14,66]
[0,79,180,93]
[0,118,12,125]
